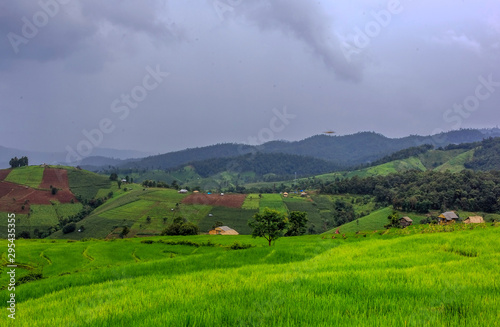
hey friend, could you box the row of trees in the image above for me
[9,156,29,168]
[320,169,500,213]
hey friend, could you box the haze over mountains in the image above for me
[2,128,500,171]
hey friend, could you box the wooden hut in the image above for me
[464,216,484,224]
[208,226,239,235]
[282,192,288,198]
[399,216,413,228]
[438,211,459,224]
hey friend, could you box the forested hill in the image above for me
[186,152,342,178]
[464,137,500,171]
[120,128,500,170]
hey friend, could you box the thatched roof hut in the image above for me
[464,216,484,224]
[209,226,239,235]
[438,211,459,223]
[400,216,413,228]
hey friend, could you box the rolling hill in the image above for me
[1,226,499,325]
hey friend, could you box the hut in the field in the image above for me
[208,226,239,235]
[464,216,484,224]
[438,211,459,224]
[283,192,288,198]
[399,216,413,228]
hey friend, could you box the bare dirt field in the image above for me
[0,169,11,181]
[0,181,77,213]
[181,193,247,208]
[39,168,70,189]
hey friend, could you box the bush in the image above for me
[62,222,76,234]
[161,220,199,236]
[229,242,253,250]
[17,272,43,285]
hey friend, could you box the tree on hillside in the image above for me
[109,173,118,181]
[161,217,199,236]
[249,208,288,246]
[384,211,400,229]
[120,226,130,238]
[285,211,308,236]
[9,156,28,168]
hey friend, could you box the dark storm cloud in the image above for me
[0,0,184,71]
[1,0,499,155]
[236,0,363,81]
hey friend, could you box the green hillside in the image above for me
[329,207,427,234]
[1,226,499,325]
[435,149,475,173]
[4,165,45,187]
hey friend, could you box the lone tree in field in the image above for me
[285,211,308,236]
[249,208,288,246]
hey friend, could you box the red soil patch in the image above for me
[0,169,11,181]
[39,168,70,189]
[0,180,77,213]
[181,193,247,208]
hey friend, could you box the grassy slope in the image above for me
[67,169,112,201]
[435,149,475,173]
[4,166,45,188]
[1,227,499,326]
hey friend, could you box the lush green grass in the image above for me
[259,194,288,214]
[198,207,257,234]
[419,149,467,169]
[4,166,45,188]
[67,169,112,201]
[242,193,260,209]
[435,149,475,172]
[28,205,59,228]
[283,199,322,231]
[1,227,499,326]
[334,206,394,233]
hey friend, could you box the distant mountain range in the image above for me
[2,128,500,170]
[116,128,500,170]
[0,146,150,169]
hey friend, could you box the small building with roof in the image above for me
[400,216,413,228]
[438,211,459,224]
[464,216,485,224]
[208,226,239,235]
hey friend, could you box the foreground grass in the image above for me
[1,227,499,326]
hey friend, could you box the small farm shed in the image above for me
[178,189,188,193]
[438,211,459,224]
[464,216,485,224]
[300,192,307,197]
[209,226,239,235]
[283,192,288,197]
[400,216,413,228]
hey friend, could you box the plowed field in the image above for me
[181,193,246,208]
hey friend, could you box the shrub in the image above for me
[161,220,199,236]
[229,242,253,250]
[62,222,76,234]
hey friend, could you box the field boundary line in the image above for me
[132,248,141,262]
[82,247,95,262]
[40,251,52,265]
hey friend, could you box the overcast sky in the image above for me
[1,0,499,156]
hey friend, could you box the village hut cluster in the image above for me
[399,211,485,228]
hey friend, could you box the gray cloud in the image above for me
[0,0,499,155]
[236,0,363,81]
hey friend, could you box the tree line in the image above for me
[320,169,500,213]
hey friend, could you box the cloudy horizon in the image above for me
[1,0,499,155]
